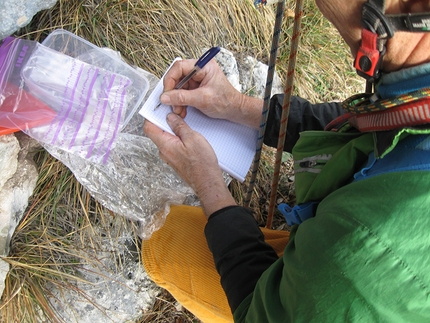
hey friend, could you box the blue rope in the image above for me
[244,0,286,208]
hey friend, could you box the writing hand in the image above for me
[160,59,263,129]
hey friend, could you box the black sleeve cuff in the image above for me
[205,206,278,312]
[264,95,345,152]
[208,205,242,221]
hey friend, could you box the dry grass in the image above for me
[1,150,94,322]
[1,0,363,322]
[137,289,200,323]
[22,0,275,78]
[1,150,144,323]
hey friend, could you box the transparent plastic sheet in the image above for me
[40,67,196,240]
[0,34,198,239]
[43,133,195,240]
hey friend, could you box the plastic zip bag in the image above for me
[0,37,142,164]
[0,34,196,239]
[21,43,132,164]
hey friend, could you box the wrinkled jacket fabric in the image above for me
[205,94,430,322]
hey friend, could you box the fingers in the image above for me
[143,117,187,168]
[160,92,187,116]
[143,114,193,148]
[143,119,162,137]
[160,59,227,119]
[160,88,201,111]
[166,113,193,140]
[163,60,197,91]
[143,119,170,148]
[161,60,199,118]
[175,107,187,119]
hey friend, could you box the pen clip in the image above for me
[195,46,221,69]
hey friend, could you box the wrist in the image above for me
[234,93,263,129]
[195,175,236,218]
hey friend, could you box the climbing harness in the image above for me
[248,0,430,228]
[325,87,430,132]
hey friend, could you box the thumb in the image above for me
[166,113,193,140]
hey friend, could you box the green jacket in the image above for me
[233,129,430,322]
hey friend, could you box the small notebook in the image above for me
[138,61,258,182]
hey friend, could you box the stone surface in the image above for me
[0,260,9,301]
[47,216,158,323]
[0,133,40,296]
[0,0,58,40]
[216,48,242,92]
[238,55,284,98]
[0,135,19,192]
[215,47,284,98]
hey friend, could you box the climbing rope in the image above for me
[245,0,303,228]
[266,0,304,229]
[244,0,286,208]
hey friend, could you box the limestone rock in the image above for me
[47,215,158,323]
[215,48,242,92]
[238,55,284,98]
[0,260,9,300]
[0,133,40,297]
[0,0,58,40]
[0,135,19,192]
[216,47,284,99]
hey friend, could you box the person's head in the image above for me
[315,0,430,72]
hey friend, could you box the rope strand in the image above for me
[266,0,304,229]
[244,0,286,209]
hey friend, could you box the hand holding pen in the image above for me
[154,46,221,110]
[151,47,262,129]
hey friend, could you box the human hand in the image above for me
[160,59,263,129]
[143,113,236,217]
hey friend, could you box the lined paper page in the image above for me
[138,61,258,182]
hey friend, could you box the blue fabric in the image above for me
[381,62,430,85]
[377,73,430,99]
[354,134,430,181]
[416,135,430,150]
[377,63,430,99]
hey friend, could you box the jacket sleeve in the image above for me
[203,97,344,314]
[264,95,345,152]
[204,206,278,313]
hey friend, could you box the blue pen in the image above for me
[154,46,221,110]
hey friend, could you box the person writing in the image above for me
[142,0,430,322]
